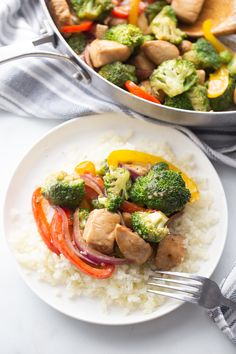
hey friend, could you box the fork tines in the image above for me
[147,270,203,304]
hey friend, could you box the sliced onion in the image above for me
[166,211,183,231]
[54,206,99,266]
[80,174,104,196]
[73,209,131,265]
[119,163,142,180]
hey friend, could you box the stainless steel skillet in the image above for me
[0,0,236,128]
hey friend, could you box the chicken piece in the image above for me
[94,24,108,39]
[83,209,120,254]
[155,234,187,270]
[48,0,73,29]
[115,225,152,264]
[171,0,205,24]
[142,40,180,66]
[88,40,132,68]
[132,52,155,80]
[83,46,93,68]
[122,212,132,228]
[196,69,206,85]
[166,212,183,232]
[179,40,192,54]
[140,81,166,103]
[137,13,151,35]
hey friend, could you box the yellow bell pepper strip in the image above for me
[129,0,141,25]
[207,66,229,98]
[203,19,232,53]
[107,150,199,203]
[75,161,96,176]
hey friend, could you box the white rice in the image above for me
[10,133,219,314]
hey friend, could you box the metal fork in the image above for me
[147,270,236,311]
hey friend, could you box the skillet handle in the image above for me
[0,31,90,83]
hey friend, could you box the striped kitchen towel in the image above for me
[0,0,236,343]
[209,262,236,344]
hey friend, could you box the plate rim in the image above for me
[3,113,228,325]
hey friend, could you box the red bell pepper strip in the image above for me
[111,7,129,18]
[51,210,115,279]
[62,208,73,226]
[124,80,161,104]
[32,188,60,255]
[61,22,93,33]
[50,212,62,252]
[85,185,99,202]
[120,201,147,213]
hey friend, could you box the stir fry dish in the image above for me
[32,149,199,279]
[48,0,236,112]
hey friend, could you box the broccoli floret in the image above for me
[104,24,144,48]
[143,34,155,42]
[67,34,86,54]
[77,208,90,229]
[94,167,132,212]
[41,171,85,209]
[145,0,168,23]
[99,61,137,88]
[183,39,221,72]
[150,5,186,45]
[150,59,198,97]
[209,76,235,111]
[151,162,169,172]
[228,55,236,75]
[131,211,169,242]
[96,159,109,176]
[92,195,123,212]
[188,85,211,112]
[71,0,113,20]
[165,92,193,110]
[130,168,191,215]
[220,50,233,65]
[165,84,210,111]
[104,167,131,198]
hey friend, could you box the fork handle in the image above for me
[221,296,236,311]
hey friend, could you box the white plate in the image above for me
[4,113,228,325]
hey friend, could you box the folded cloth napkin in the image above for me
[1,0,236,342]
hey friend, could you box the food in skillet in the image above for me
[32,149,199,279]
[48,0,236,112]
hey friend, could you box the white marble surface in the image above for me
[0,111,236,354]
